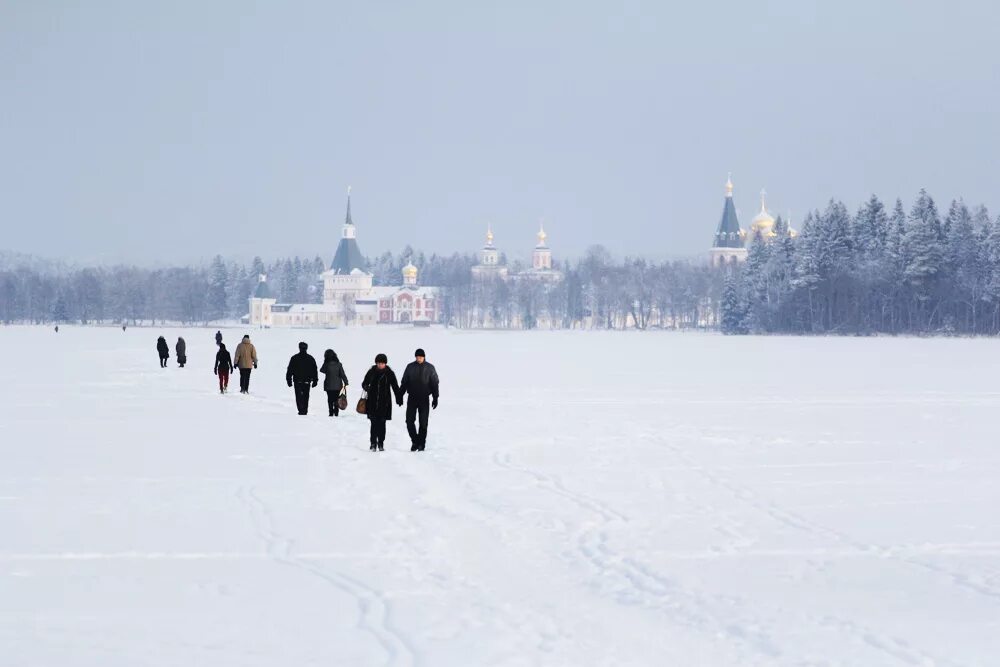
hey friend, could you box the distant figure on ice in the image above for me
[215,330,223,346]
[175,337,187,368]
[156,336,169,368]
[214,343,234,394]
[286,342,318,415]
[320,349,349,417]
[233,334,258,394]
[54,325,59,333]
[399,348,440,451]
[361,353,401,452]
[122,324,126,332]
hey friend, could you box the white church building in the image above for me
[248,190,441,328]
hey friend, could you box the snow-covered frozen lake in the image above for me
[2,325,999,666]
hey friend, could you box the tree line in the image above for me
[2,189,998,334]
[722,190,1000,335]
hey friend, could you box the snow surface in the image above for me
[2,325,999,666]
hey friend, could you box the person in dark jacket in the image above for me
[214,343,234,394]
[176,337,187,367]
[156,336,169,368]
[320,349,349,417]
[361,353,401,452]
[399,348,440,451]
[215,330,223,346]
[286,342,319,415]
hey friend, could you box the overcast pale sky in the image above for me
[1,1,997,266]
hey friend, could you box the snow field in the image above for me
[2,325,999,666]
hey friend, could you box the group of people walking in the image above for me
[213,333,258,394]
[159,331,441,452]
[286,342,440,452]
[156,336,187,368]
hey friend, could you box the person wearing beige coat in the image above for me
[233,335,258,394]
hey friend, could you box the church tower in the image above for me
[532,223,552,270]
[708,174,748,267]
[329,186,367,274]
[480,224,499,266]
[471,223,509,280]
[248,273,277,327]
[322,186,374,309]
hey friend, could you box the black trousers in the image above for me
[293,382,312,414]
[406,400,430,449]
[239,368,252,392]
[369,417,386,445]
[326,390,340,416]
[159,355,168,368]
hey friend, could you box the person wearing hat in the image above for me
[399,348,440,451]
[233,334,258,394]
[286,342,319,415]
[361,353,401,451]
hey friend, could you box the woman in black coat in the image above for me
[156,336,169,368]
[320,349,349,417]
[361,353,400,452]
[175,337,187,368]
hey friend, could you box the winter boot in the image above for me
[370,444,377,452]
[377,444,384,452]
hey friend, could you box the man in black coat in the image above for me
[286,342,318,415]
[399,348,440,451]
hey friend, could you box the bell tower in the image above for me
[532,222,552,270]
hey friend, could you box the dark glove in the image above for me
[396,399,403,407]
[214,369,218,375]
[311,380,318,388]
[253,362,258,369]
[432,397,438,410]
[287,381,293,388]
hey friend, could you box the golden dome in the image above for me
[749,189,775,237]
[402,262,418,278]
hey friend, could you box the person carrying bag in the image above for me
[319,349,349,417]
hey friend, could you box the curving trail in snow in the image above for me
[2,326,1000,665]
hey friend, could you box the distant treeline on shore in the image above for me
[3,189,1000,335]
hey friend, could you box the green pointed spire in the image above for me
[713,174,744,249]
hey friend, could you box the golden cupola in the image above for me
[402,261,418,286]
[749,189,776,239]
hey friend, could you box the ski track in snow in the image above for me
[649,428,974,667]
[492,448,787,662]
[237,484,419,667]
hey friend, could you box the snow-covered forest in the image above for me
[722,190,1000,335]
[3,190,1000,334]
